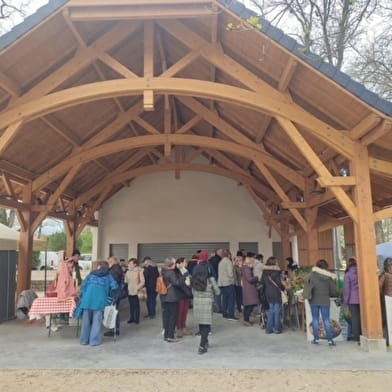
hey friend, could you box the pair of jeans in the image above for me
[80,309,103,346]
[146,289,157,317]
[348,304,361,341]
[128,295,140,323]
[311,304,333,342]
[220,285,235,318]
[176,298,189,330]
[234,285,243,313]
[199,324,210,348]
[266,302,282,333]
[243,304,255,322]
[162,301,178,339]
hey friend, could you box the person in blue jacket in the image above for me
[75,261,118,346]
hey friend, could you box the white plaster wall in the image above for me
[98,170,280,259]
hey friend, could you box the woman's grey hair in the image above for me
[164,256,176,267]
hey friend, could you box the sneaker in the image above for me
[127,319,135,324]
[195,331,201,336]
[198,346,208,355]
[328,341,336,346]
[226,317,239,321]
[312,339,320,345]
[167,338,180,343]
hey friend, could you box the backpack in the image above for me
[156,276,170,295]
[303,276,314,301]
[192,264,209,292]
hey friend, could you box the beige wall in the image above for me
[98,170,279,259]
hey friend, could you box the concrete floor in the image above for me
[0,302,390,370]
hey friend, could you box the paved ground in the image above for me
[0,301,390,370]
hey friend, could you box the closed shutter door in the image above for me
[137,242,230,264]
[109,244,129,261]
[0,250,16,322]
[238,242,259,255]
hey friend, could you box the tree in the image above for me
[245,0,380,70]
[0,207,15,227]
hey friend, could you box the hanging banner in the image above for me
[385,296,392,348]
[305,299,344,342]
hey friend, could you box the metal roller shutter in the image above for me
[238,242,259,255]
[137,242,230,264]
[109,244,129,261]
[0,250,17,322]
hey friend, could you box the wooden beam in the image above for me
[317,176,356,187]
[179,96,305,189]
[374,206,392,222]
[175,115,202,134]
[361,120,391,146]
[277,58,297,92]
[0,77,352,162]
[30,134,304,195]
[32,164,82,232]
[143,90,154,111]
[368,157,392,178]
[184,147,204,164]
[69,0,213,4]
[144,21,154,79]
[98,52,139,79]
[158,20,354,159]
[160,50,201,78]
[133,116,160,135]
[0,121,23,155]
[41,116,80,147]
[68,5,217,21]
[9,22,140,107]
[277,116,358,222]
[253,159,308,232]
[0,71,21,97]
[350,113,381,140]
[281,201,307,209]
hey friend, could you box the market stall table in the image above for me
[29,297,78,337]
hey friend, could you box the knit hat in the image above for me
[199,250,209,262]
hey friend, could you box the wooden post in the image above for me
[305,223,319,266]
[350,142,385,350]
[16,186,34,295]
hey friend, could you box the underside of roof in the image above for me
[0,0,391,233]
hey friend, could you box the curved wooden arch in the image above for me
[32,134,301,192]
[76,163,281,206]
[0,78,353,158]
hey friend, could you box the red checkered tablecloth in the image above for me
[29,297,77,318]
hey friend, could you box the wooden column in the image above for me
[66,203,78,258]
[350,142,384,348]
[305,223,319,266]
[16,186,34,295]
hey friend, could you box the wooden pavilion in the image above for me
[0,0,391,349]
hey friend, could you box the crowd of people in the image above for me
[70,248,392,351]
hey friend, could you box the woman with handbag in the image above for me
[261,256,285,334]
[175,257,192,337]
[241,257,259,326]
[308,259,338,346]
[125,258,145,325]
[75,261,118,346]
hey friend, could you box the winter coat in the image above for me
[208,255,221,279]
[192,276,220,325]
[144,265,160,292]
[309,266,337,306]
[109,264,124,284]
[380,271,392,297]
[261,265,285,304]
[241,265,259,306]
[125,267,145,296]
[176,266,192,299]
[343,265,360,305]
[160,268,183,303]
[75,268,118,318]
[218,257,234,287]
